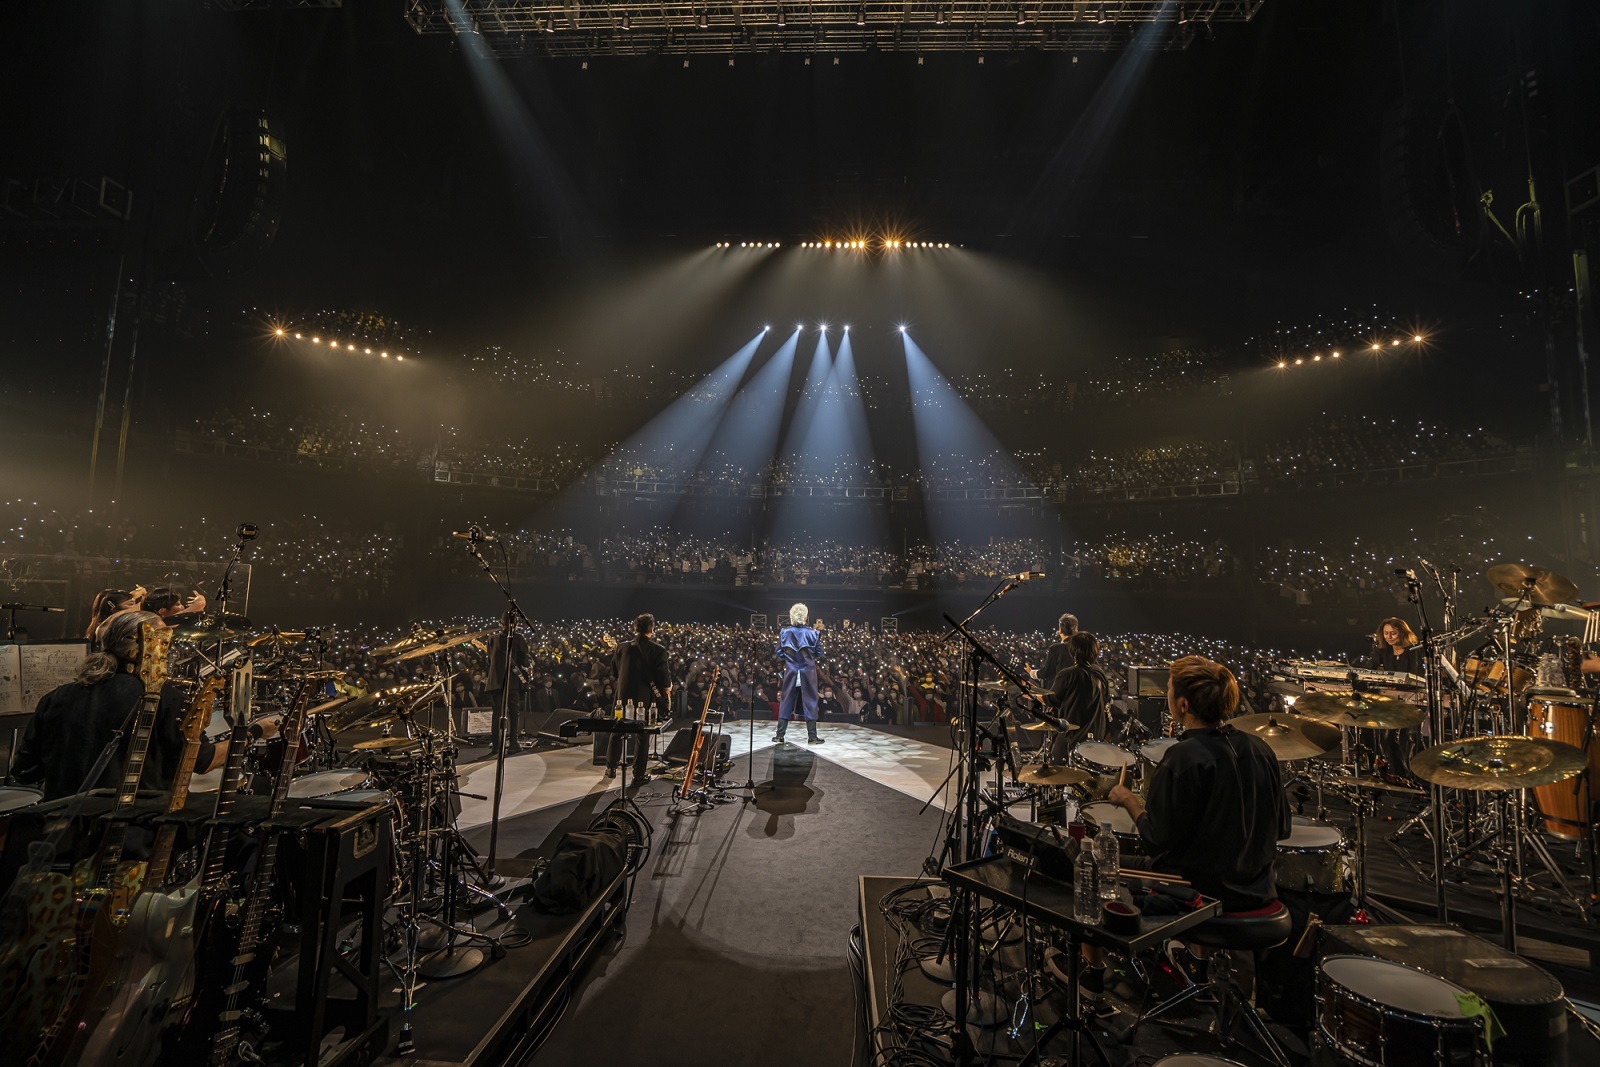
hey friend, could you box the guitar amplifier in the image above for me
[661,727,732,768]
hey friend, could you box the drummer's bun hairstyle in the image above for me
[1168,655,1239,724]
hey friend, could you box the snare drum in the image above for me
[287,768,373,799]
[1082,801,1143,856]
[1073,742,1137,797]
[1316,955,1487,1066]
[1276,816,1348,894]
[0,785,41,813]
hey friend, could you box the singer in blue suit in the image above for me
[774,603,824,744]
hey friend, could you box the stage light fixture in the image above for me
[1294,357,1304,365]
[764,324,771,331]
[1391,338,1401,346]
[382,352,390,359]
[1413,334,1423,342]
[1313,354,1322,361]
[365,347,372,354]
[1277,360,1287,368]
[294,332,302,339]
[347,344,356,351]
[397,355,405,362]
[857,3,865,25]
[898,324,907,332]
[312,336,321,343]
[1371,342,1381,351]
[699,9,708,28]
[777,5,786,25]
[274,327,285,336]
[844,325,850,331]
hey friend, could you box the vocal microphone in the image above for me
[451,527,499,543]
[1,603,65,613]
[236,522,260,541]
[1394,568,1416,579]
[1007,571,1046,582]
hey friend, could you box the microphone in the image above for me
[1,603,64,613]
[236,522,259,541]
[451,526,499,543]
[1007,571,1046,582]
[1394,568,1416,579]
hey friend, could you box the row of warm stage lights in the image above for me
[711,240,952,249]
[273,327,407,361]
[1274,335,1425,368]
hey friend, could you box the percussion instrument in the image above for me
[1138,737,1180,765]
[1072,741,1136,796]
[287,768,374,799]
[1315,955,1487,1066]
[1525,693,1600,838]
[1276,816,1347,894]
[1013,764,1092,788]
[1485,563,1579,607]
[1081,801,1143,855]
[0,785,41,813]
[1229,713,1342,761]
[1294,691,1426,731]
[1459,656,1533,695]
[1410,735,1587,791]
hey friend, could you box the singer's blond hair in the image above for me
[789,603,809,625]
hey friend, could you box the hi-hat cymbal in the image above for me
[1229,713,1343,761]
[1294,691,1426,730]
[352,736,422,753]
[246,629,308,648]
[1015,764,1093,787]
[389,628,497,662]
[1485,563,1580,607]
[1410,735,1587,791]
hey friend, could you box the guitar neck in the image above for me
[199,719,252,891]
[147,678,224,888]
[91,624,172,884]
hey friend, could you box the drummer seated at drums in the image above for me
[1105,655,1291,913]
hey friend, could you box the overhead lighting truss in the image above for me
[405,0,1265,57]
[214,0,341,9]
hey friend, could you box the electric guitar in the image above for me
[67,674,226,1067]
[163,682,314,1066]
[30,619,173,1066]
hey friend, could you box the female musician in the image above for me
[1365,617,1422,676]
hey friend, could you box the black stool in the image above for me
[1133,900,1294,1067]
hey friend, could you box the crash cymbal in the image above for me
[1293,690,1426,730]
[1020,720,1079,733]
[1015,764,1093,787]
[1410,735,1587,791]
[1229,713,1343,761]
[169,613,253,640]
[306,695,353,720]
[389,628,497,662]
[323,682,437,732]
[352,736,422,753]
[371,625,473,657]
[1328,774,1426,797]
[247,629,308,648]
[1485,563,1580,607]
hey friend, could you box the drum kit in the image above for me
[164,617,509,987]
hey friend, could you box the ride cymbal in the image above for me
[1294,691,1426,730]
[1228,713,1343,761]
[352,736,422,753]
[1485,563,1580,607]
[1410,735,1587,791]
[389,628,498,662]
[247,629,308,648]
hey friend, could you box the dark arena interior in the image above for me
[6,2,1600,1066]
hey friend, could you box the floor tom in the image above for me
[287,768,373,799]
[1276,816,1347,894]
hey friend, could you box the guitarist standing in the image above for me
[606,613,672,783]
[774,603,825,745]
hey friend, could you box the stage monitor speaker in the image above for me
[661,727,732,768]
[1318,923,1567,1067]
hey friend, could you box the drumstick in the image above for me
[1118,869,1189,885]
[1117,761,1126,789]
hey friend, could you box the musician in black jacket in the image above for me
[607,613,672,782]
[1028,613,1079,689]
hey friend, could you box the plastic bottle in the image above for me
[1092,832,1120,901]
[1074,849,1101,925]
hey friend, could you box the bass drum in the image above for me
[1316,955,1487,1066]
[1276,816,1347,894]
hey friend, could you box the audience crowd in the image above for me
[1261,414,1517,484]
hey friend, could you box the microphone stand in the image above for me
[1,604,65,641]
[1404,569,1449,922]
[462,531,530,884]
[210,526,257,716]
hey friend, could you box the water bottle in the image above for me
[647,702,658,725]
[1092,832,1120,901]
[1073,850,1101,925]
[625,698,635,720]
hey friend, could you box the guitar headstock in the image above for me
[138,618,174,694]
[181,675,227,740]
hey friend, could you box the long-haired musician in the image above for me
[1364,617,1422,675]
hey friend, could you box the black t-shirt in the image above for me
[1135,724,1291,910]
[1364,644,1423,676]
[11,673,217,802]
[1048,663,1110,730]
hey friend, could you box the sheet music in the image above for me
[0,641,89,716]
[0,645,20,715]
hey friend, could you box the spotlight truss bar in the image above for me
[405,0,1264,56]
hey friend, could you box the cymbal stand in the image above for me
[1403,567,1450,920]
